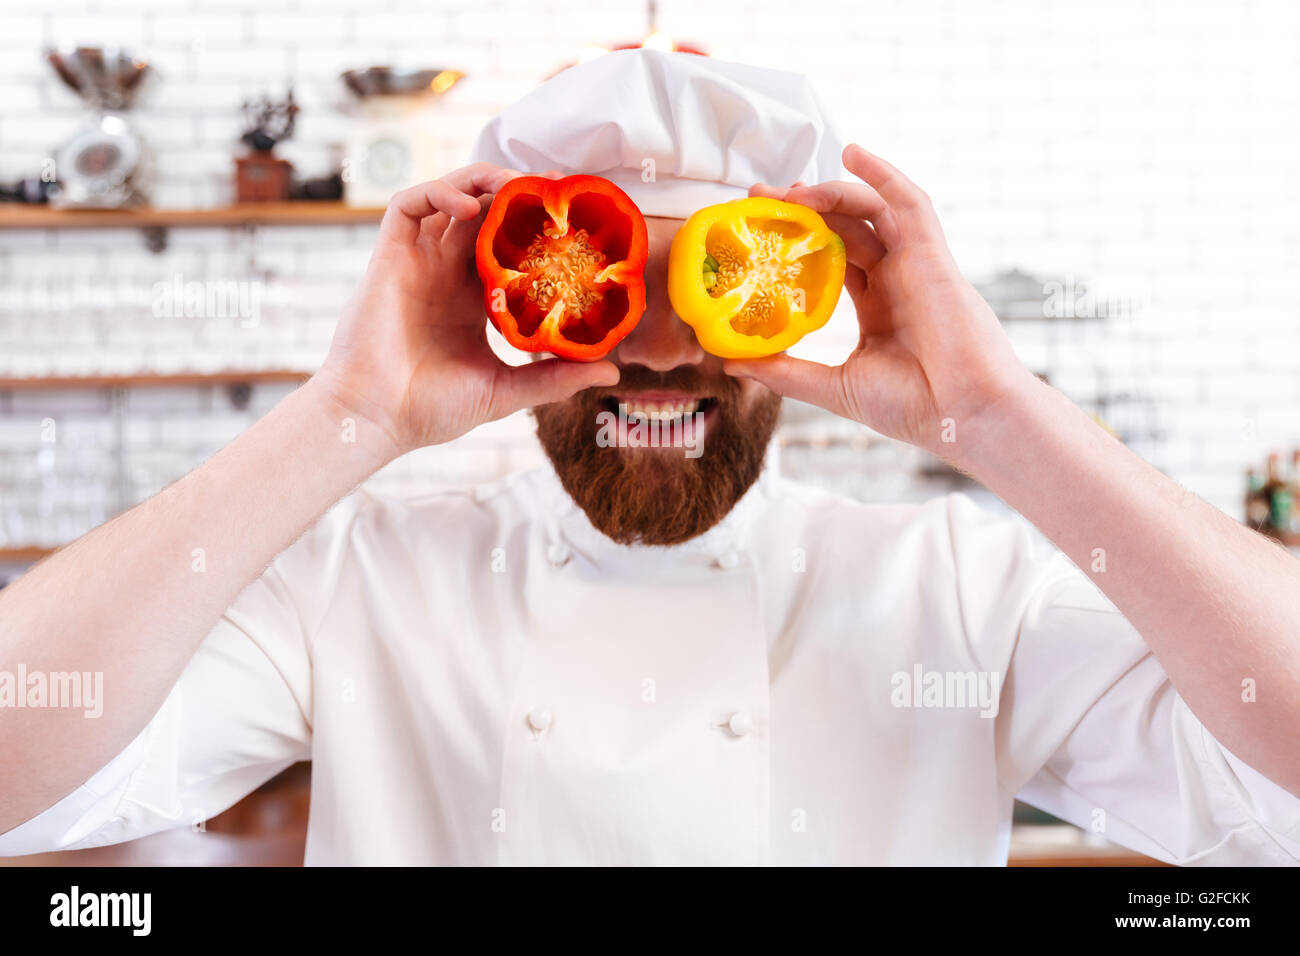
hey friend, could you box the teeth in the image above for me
[620,398,701,422]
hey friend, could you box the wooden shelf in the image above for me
[1007,850,1167,866]
[1008,844,1167,866]
[0,547,54,563]
[1008,827,1166,866]
[0,202,385,230]
[0,370,310,390]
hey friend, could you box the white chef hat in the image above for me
[469,49,846,218]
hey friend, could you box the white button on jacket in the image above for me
[726,712,754,738]
[3,463,1298,865]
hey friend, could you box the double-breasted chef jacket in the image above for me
[3,458,1298,865]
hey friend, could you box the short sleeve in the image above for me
[945,492,1300,865]
[0,492,360,857]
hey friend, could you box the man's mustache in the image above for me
[583,364,741,402]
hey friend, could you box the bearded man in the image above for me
[2,50,1297,866]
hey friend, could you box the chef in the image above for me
[1,50,1298,866]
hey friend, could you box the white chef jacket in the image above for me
[3,460,1298,865]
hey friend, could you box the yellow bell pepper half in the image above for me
[667,197,846,359]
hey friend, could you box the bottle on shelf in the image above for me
[1290,450,1300,533]
[1264,452,1294,535]
[1245,467,1270,530]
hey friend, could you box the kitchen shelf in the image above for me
[1007,825,1165,866]
[1007,846,1166,866]
[0,202,385,230]
[0,370,310,390]
[0,547,55,563]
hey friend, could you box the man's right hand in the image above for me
[312,163,621,458]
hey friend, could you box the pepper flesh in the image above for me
[476,174,648,361]
[667,197,846,359]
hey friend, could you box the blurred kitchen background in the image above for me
[1,0,1298,865]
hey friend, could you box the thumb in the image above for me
[491,357,620,415]
[724,355,852,420]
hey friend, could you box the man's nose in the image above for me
[613,275,706,371]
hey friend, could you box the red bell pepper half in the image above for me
[475,174,648,361]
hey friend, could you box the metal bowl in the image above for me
[341,67,464,99]
[47,47,152,110]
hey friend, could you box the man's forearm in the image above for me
[958,375,1300,794]
[0,376,397,832]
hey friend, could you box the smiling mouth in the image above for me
[601,395,720,424]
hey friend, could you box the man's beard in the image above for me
[534,365,781,546]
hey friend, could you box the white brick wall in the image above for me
[2,0,1299,557]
